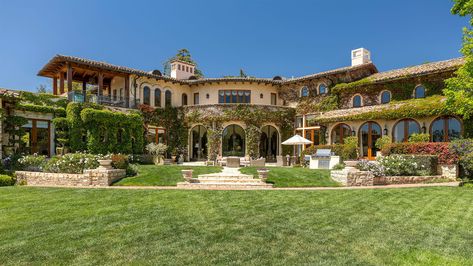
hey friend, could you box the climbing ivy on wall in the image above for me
[64,102,144,154]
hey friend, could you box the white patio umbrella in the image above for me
[282,134,313,157]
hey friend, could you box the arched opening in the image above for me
[331,123,351,144]
[393,119,420,142]
[430,116,462,142]
[381,91,391,104]
[222,124,245,157]
[182,93,188,106]
[165,90,172,107]
[191,125,208,161]
[414,85,426,99]
[154,89,161,107]
[300,86,309,97]
[259,125,279,162]
[352,95,362,107]
[359,121,382,160]
[143,86,150,105]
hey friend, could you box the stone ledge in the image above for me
[373,175,448,185]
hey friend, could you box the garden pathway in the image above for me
[27,182,460,190]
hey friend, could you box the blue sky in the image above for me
[0,0,468,92]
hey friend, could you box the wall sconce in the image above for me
[206,93,209,99]
[351,127,356,136]
[383,125,388,136]
[422,122,427,133]
[260,93,264,99]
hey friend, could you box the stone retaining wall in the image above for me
[16,168,126,187]
[331,164,457,187]
[373,175,447,185]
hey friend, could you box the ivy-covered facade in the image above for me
[0,48,467,161]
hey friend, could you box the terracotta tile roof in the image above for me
[283,63,378,84]
[0,88,21,98]
[37,55,377,86]
[368,57,464,83]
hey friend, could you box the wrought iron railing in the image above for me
[67,91,140,109]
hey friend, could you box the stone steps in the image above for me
[197,174,254,180]
[190,178,263,184]
[177,182,273,189]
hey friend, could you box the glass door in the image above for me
[22,119,51,156]
[360,122,381,160]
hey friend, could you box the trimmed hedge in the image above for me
[382,142,458,165]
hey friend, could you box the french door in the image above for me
[359,121,381,160]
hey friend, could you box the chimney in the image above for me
[351,48,371,66]
[170,59,196,80]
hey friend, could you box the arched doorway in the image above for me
[260,125,279,162]
[359,121,382,160]
[222,124,245,157]
[191,125,207,161]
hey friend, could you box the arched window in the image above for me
[352,95,362,108]
[430,116,462,142]
[319,84,327,95]
[381,91,391,104]
[165,90,172,107]
[300,86,309,97]
[331,123,351,144]
[143,86,150,105]
[393,119,420,142]
[414,85,425,99]
[182,93,188,106]
[154,89,161,107]
[222,124,245,157]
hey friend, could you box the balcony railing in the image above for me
[67,91,140,109]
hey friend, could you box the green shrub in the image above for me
[342,136,358,160]
[399,154,438,175]
[332,163,345,170]
[375,136,392,151]
[111,154,129,169]
[18,154,47,172]
[409,133,430,143]
[0,175,14,186]
[450,139,473,180]
[44,153,100,174]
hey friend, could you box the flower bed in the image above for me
[382,142,458,165]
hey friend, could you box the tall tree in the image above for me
[445,0,473,118]
[163,49,204,78]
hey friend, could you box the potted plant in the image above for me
[146,143,168,165]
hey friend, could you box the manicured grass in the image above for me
[114,165,222,186]
[240,166,340,187]
[1,187,473,265]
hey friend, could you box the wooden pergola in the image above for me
[38,55,130,105]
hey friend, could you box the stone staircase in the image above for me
[177,167,273,190]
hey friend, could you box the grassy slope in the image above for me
[240,166,339,187]
[114,165,222,186]
[1,187,473,265]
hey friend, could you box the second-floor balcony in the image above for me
[68,91,140,109]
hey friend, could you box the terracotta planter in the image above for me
[97,159,113,170]
[181,169,193,182]
[257,169,269,182]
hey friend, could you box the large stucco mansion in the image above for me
[0,48,465,161]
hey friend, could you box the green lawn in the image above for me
[241,166,340,187]
[2,187,473,265]
[114,165,222,186]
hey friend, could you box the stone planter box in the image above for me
[16,167,126,187]
[257,169,269,182]
[181,169,193,182]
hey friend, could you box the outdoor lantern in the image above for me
[383,125,388,136]
[324,130,329,139]
[351,127,356,136]
[422,122,427,133]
